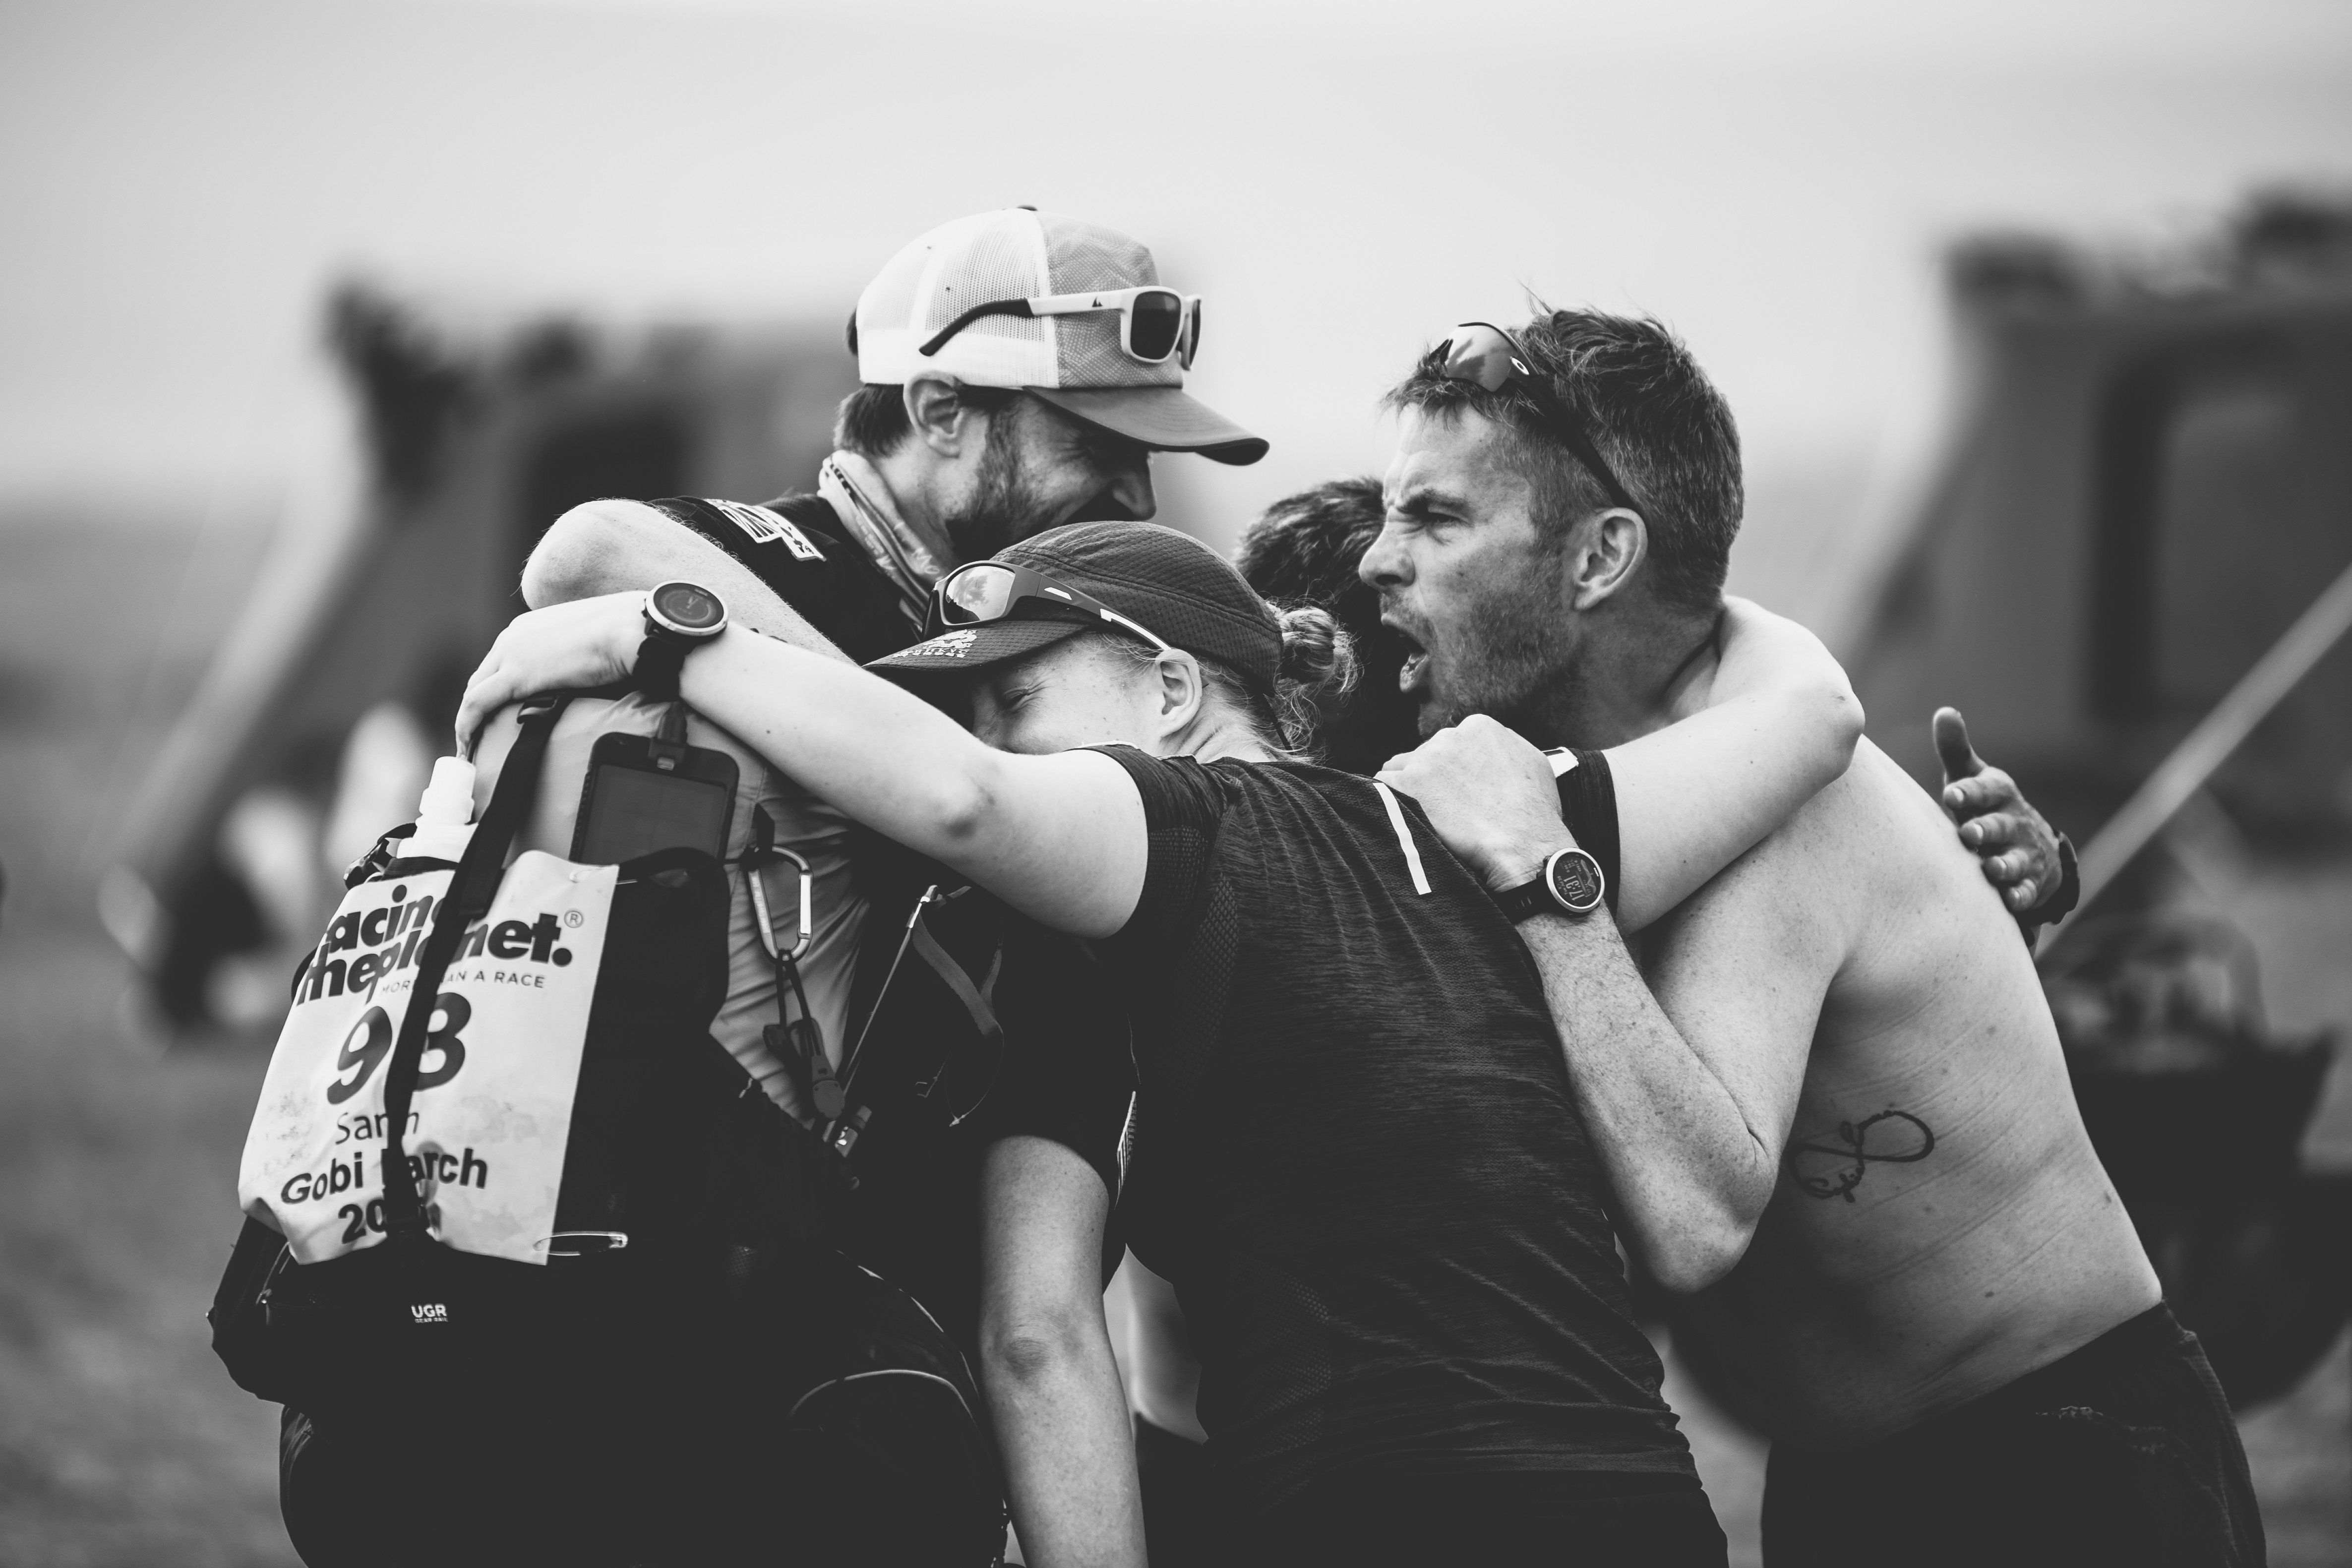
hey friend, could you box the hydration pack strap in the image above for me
[828,886,1003,1157]
[378,694,572,1236]
[907,918,1002,1068]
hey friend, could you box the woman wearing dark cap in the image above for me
[457,520,1860,1568]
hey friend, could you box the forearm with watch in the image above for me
[1480,826,1780,1294]
[633,580,732,701]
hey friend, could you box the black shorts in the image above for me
[1763,1302,2265,1568]
[1242,1467,1726,1568]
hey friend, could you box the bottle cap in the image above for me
[418,756,477,826]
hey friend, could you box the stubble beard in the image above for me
[1418,576,1577,739]
[942,416,1044,563]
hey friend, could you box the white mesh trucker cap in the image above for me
[849,208,1267,465]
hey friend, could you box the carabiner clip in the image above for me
[747,844,814,963]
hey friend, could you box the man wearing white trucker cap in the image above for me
[505,209,1259,1565]
[526,206,1265,651]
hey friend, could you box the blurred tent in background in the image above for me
[1853,189,2352,840]
[99,287,852,1030]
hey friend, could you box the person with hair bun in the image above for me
[455,517,1865,1567]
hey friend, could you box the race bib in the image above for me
[237,852,616,1266]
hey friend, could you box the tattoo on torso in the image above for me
[1786,1109,1936,1203]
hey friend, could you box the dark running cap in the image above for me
[867,521,1282,692]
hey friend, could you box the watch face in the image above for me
[1548,848,1606,914]
[650,581,726,635]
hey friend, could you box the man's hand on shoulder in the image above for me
[1378,715,1573,894]
[1932,707,2066,915]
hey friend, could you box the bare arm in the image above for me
[520,498,853,663]
[1380,716,1824,1290]
[453,595,1146,936]
[1630,825,1845,1262]
[980,1137,1147,1568]
[1599,596,1863,931]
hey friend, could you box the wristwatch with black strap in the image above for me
[635,580,729,701]
[1496,844,1609,923]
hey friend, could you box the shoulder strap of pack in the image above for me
[828,886,1005,1158]
[378,694,571,1236]
[908,918,1003,1071]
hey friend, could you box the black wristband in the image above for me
[636,634,688,702]
[1554,750,1622,915]
[2019,834,2080,939]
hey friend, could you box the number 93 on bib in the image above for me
[237,851,616,1266]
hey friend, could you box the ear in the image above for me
[1564,507,1649,611]
[1147,649,1209,750]
[904,373,985,459]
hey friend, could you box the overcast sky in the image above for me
[3,0,2348,590]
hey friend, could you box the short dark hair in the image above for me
[1386,308,1742,613]
[1235,476,1388,632]
[1234,477,1421,774]
[834,382,1019,460]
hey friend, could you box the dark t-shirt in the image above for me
[647,493,1136,1347]
[1088,746,1692,1514]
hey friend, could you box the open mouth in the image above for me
[1385,619,1432,697]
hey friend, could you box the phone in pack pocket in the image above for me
[570,730,739,864]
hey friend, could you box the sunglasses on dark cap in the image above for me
[932,559,1174,652]
[1423,322,1640,515]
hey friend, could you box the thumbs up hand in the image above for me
[1934,707,2063,913]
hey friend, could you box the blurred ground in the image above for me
[0,510,2344,1564]
[0,511,293,1565]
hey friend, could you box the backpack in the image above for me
[209,693,1008,1566]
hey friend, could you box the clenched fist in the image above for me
[1376,714,1576,894]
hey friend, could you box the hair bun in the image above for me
[1275,603,1358,700]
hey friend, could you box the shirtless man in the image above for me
[1370,310,2265,1567]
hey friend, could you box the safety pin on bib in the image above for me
[533,1231,630,1257]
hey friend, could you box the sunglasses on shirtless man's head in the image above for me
[1422,322,1642,515]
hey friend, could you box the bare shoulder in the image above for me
[521,498,696,607]
[1649,737,2009,973]
[1758,740,1997,909]
[1830,739,2023,932]
[1648,744,1878,942]
[1640,762,1855,977]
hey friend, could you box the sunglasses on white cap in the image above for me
[920,286,1203,370]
